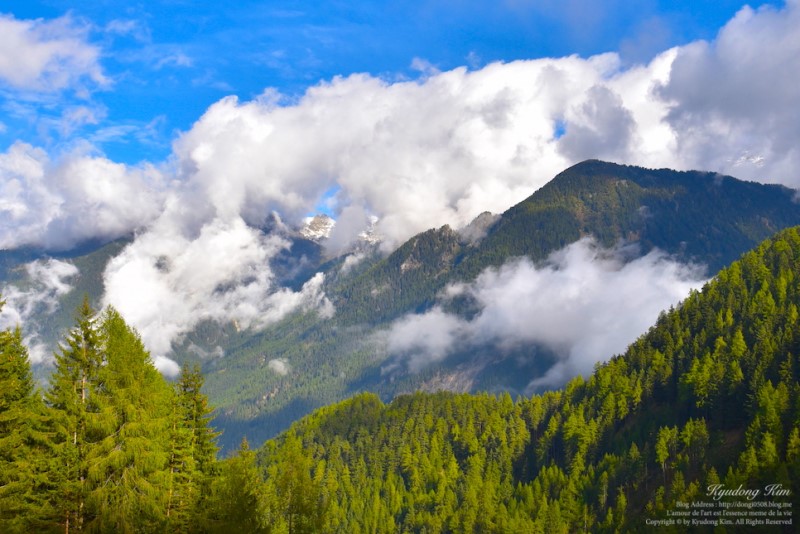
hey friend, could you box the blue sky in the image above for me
[0,1,781,164]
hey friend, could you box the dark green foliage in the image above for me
[0,307,55,532]
[468,160,800,275]
[330,159,800,326]
[206,438,268,533]
[3,226,800,530]
[83,307,175,532]
[45,296,103,532]
[166,363,221,531]
[6,161,800,452]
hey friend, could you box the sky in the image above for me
[0,0,784,165]
[1,0,799,376]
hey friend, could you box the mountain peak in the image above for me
[300,214,335,241]
[561,159,624,174]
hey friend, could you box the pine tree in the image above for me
[0,312,54,532]
[166,363,220,531]
[45,296,103,532]
[83,307,174,532]
[178,363,219,485]
[268,432,326,533]
[208,438,267,533]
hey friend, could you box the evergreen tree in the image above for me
[207,438,268,533]
[0,308,54,532]
[83,307,174,532]
[166,363,220,531]
[45,296,103,532]
[245,228,800,532]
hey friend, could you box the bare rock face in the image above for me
[299,214,336,241]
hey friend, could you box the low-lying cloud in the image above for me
[0,258,78,364]
[387,238,707,386]
[267,358,291,376]
[102,212,334,367]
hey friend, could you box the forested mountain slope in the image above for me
[462,159,800,272]
[206,161,800,450]
[250,226,800,532]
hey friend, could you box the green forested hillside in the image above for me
[461,160,800,275]
[2,225,799,532]
[244,226,800,532]
[328,160,800,325]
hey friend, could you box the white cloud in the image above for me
[387,307,469,373]
[0,258,79,364]
[102,211,334,359]
[155,52,193,70]
[267,358,290,376]
[158,0,800,257]
[0,13,106,93]
[167,55,611,252]
[0,258,78,327]
[153,355,180,377]
[657,0,800,184]
[0,142,168,250]
[325,205,368,256]
[8,1,800,257]
[386,238,707,387]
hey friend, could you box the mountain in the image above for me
[203,160,800,450]
[4,160,800,451]
[6,222,797,534]
[330,159,800,325]
[249,225,800,532]
[299,215,336,241]
[473,159,800,272]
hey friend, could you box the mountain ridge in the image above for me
[203,160,800,450]
[4,160,800,451]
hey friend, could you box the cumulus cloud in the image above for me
[102,211,334,359]
[0,142,168,250]
[167,57,615,251]
[558,85,637,161]
[8,1,800,256]
[658,0,800,184]
[0,13,106,93]
[387,238,706,385]
[0,258,78,364]
[158,0,800,255]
